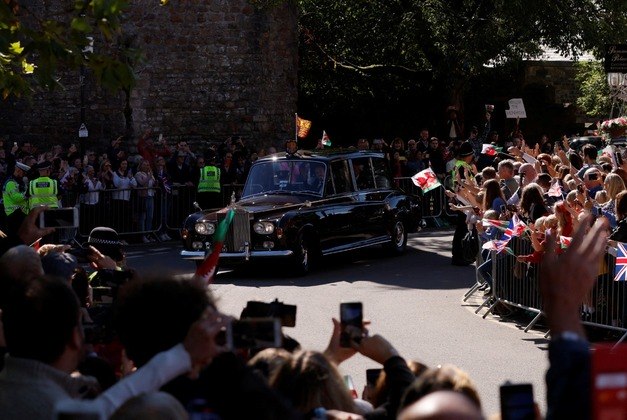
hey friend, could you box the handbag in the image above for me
[461,226,479,263]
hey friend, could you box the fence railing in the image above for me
[467,235,627,346]
[13,184,246,243]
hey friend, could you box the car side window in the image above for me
[330,160,352,194]
[372,158,391,188]
[351,158,375,190]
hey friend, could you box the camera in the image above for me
[226,318,282,350]
[340,302,363,347]
[240,299,297,327]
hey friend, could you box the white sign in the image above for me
[505,98,527,119]
[78,123,89,138]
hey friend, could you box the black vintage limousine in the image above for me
[180,149,422,275]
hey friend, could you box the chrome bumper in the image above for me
[180,249,294,260]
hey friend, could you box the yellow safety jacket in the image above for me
[2,177,29,215]
[198,166,221,193]
[29,176,59,210]
[451,160,475,189]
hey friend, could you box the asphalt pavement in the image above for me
[127,229,549,417]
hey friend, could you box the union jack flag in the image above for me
[482,239,510,253]
[503,214,527,241]
[614,242,627,281]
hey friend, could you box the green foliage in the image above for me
[575,61,611,119]
[297,0,627,122]
[0,0,138,99]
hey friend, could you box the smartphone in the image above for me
[500,383,535,420]
[616,152,623,166]
[366,368,382,387]
[158,133,163,143]
[340,302,363,347]
[38,207,79,229]
[226,318,282,350]
[588,173,598,181]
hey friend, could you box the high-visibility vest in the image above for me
[29,176,59,210]
[198,166,221,193]
[2,177,28,215]
[451,160,474,189]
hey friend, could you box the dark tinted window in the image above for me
[351,158,375,190]
[330,160,352,194]
[372,158,391,188]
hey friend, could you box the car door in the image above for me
[350,157,387,241]
[317,160,357,252]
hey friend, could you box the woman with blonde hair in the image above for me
[599,173,626,228]
[270,350,359,416]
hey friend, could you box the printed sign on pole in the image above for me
[78,123,89,138]
[505,98,527,119]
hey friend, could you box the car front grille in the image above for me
[218,209,250,252]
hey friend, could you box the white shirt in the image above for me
[112,172,137,201]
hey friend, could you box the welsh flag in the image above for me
[296,115,312,138]
[321,130,332,147]
[481,144,497,156]
[194,209,235,285]
[411,168,442,193]
[482,219,510,230]
[559,236,572,249]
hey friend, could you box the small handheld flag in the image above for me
[614,242,627,281]
[321,130,332,147]
[547,180,563,198]
[411,168,442,193]
[481,144,497,156]
[195,209,235,285]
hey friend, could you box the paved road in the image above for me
[128,229,549,417]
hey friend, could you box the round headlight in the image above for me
[253,221,275,235]
[195,222,216,235]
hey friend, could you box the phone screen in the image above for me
[226,318,282,350]
[39,208,79,229]
[500,383,535,420]
[340,302,363,347]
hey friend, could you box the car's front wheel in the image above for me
[386,219,407,255]
[292,233,318,276]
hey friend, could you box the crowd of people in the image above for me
[0,131,267,243]
[0,202,609,418]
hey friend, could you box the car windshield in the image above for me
[242,160,327,198]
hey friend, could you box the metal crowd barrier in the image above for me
[394,176,446,224]
[34,183,247,243]
[468,236,627,346]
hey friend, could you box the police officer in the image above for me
[196,156,221,210]
[29,161,59,210]
[2,161,31,236]
[450,141,477,266]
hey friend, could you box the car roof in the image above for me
[258,149,387,163]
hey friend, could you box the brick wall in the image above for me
[0,0,298,152]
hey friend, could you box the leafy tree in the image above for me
[298,0,627,124]
[575,61,611,119]
[0,0,142,99]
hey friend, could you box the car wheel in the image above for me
[386,219,407,255]
[292,233,317,276]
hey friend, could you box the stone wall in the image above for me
[0,0,298,152]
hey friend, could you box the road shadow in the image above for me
[213,229,477,290]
